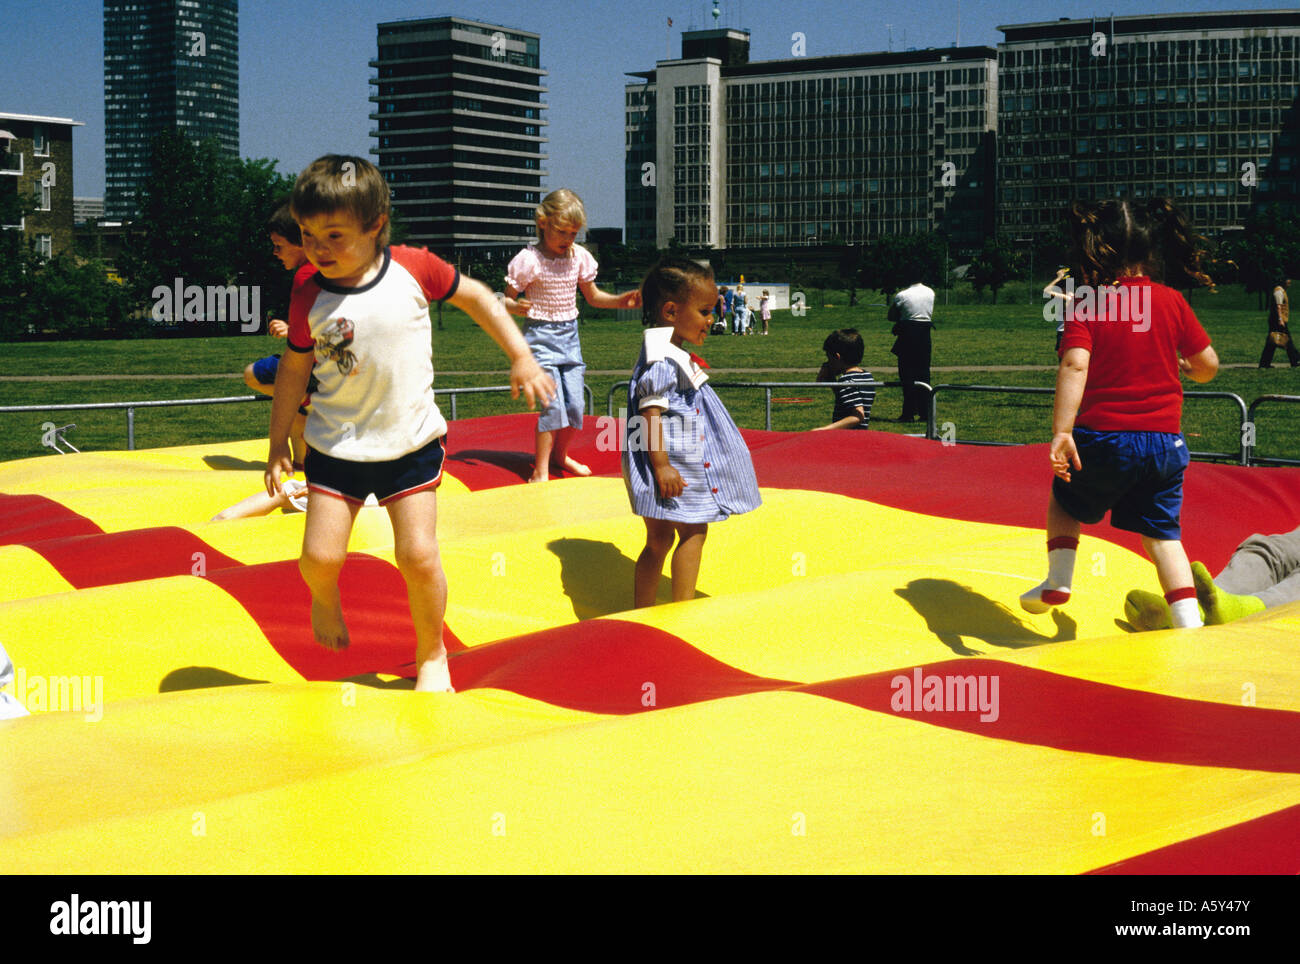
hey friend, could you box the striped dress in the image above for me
[622,328,762,523]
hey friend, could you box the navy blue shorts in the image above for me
[251,354,280,385]
[251,354,319,413]
[305,435,447,506]
[1052,428,1189,540]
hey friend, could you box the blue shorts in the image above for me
[251,355,319,413]
[525,321,585,433]
[251,355,280,386]
[305,435,446,506]
[1052,428,1189,540]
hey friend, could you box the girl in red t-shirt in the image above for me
[1020,198,1220,629]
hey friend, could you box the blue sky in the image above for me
[0,0,1266,229]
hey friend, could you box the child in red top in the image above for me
[1020,198,1219,629]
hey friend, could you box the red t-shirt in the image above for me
[1060,277,1211,434]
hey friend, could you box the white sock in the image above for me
[1020,538,1077,613]
[1169,596,1203,629]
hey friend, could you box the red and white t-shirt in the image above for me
[1060,276,1211,434]
[288,246,459,461]
[505,243,597,322]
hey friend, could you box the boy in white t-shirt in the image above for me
[504,189,640,482]
[265,155,554,693]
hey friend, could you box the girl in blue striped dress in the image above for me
[623,258,762,607]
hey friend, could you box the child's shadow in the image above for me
[894,578,1077,656]
[446,449,533,482]
[202,455,265,471]
[547,537,708,619]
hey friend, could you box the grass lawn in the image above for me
[1,285,1297,464]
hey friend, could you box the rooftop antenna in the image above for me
[956,1,961,46]
[885,24,893,51]
[712,1,720,24]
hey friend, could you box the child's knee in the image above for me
[394,540,443,580]
[299,547,346,583]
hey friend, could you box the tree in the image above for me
[858,232,946,300]
[967,234,1024,304]
[119,132,296,335]
[1217,209,1300,300]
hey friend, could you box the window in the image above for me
[33,125,48,157]
[37,234,52,258]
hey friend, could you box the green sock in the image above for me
[1124,589,1172,631]
[1192,561,1266,625]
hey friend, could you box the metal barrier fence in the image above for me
[3,381,1293,466]
[0,384,594,453]
[1244,394,1300,467]
[606,379,928,433]
[928,385,1250,463]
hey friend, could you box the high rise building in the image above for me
[370,16,548,255]
[1,112,83,258]
[997,10,1300,240]
[625,29,998,254]
[103,0,239,220]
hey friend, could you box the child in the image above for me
[759,290,771,335]
[503,189,640,482]
[1019,198,1219,628]
[813,328,875,430]
[623,258,762,608]
[244,203,318,469]
[265,155,554,692]
[733,300,753,336]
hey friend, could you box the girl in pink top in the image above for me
[504,189,641,482]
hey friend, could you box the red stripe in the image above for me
[1085,802,1300,874]
[0,494,101,546]
[1047,537,1079,551]
[1041,589,1071,605]
[28,527,243,589]
[801,661,1300,773]
[447,618,797,713]
[207,554,467,680]
[1164,586,1197,604]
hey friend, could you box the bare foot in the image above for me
[414,651,454,693]
[556,456,592,477]
[528,467,549,483]
[311,598,350,650]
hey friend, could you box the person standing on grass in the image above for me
[888,279,936,423]
[759,290,772,335]
[1259,277,1300,368]
[1019,198,1219,629]
[503,189,641,482]
[813,328,875,430]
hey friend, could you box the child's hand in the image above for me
[816,360,836,381]
[1178,356,1193,375]
[268,318,289,339]
[618,290,642,310]
[510,355,555,410]
[654,464,685,499]
[1049,432,1081,481]
[513,297,532,315]
[266,442,294,495]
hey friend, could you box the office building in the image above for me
[1,112,83,258]
[998,10,1300,240]
[104,0,239,220]
[74,196,105,224]
[371,16,547,254]
[625,29,998,254]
